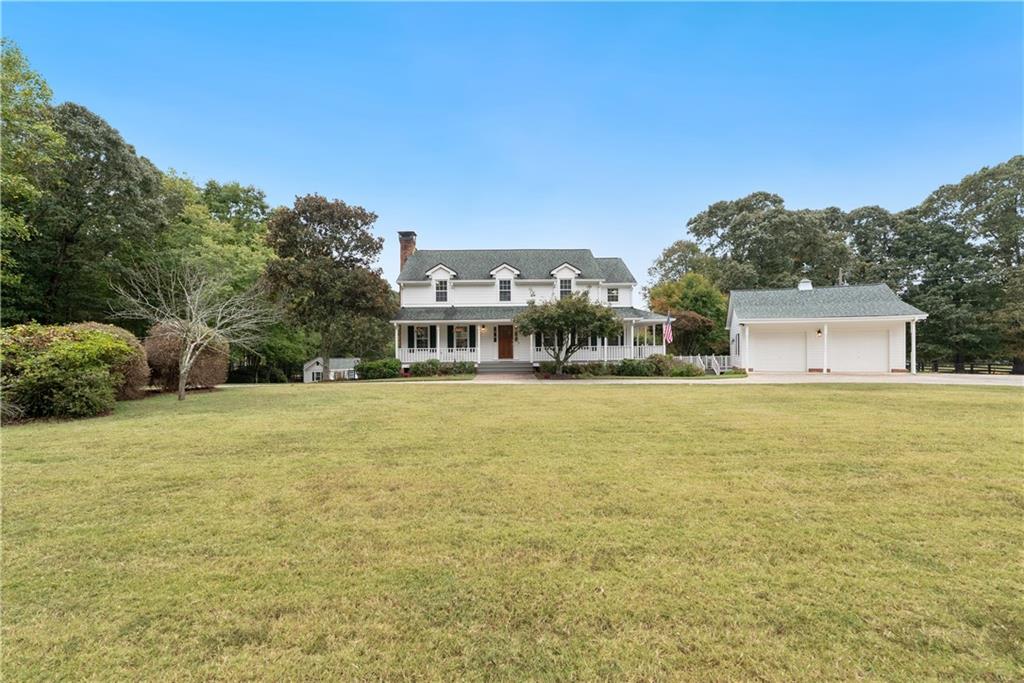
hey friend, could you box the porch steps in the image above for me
[477,361,535,375]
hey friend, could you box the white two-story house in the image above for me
[391,232,667,367]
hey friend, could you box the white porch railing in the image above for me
[634,344,661,359]
[398,347,478,364]
[399,344,667,365]
[561,344,664,363]
[677,355,735,372]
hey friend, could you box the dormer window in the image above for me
[607,288,619,303]
[559,279,572,299]
[435,280,448,302]
[499,280,511,302]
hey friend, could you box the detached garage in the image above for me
[727,281,927,374]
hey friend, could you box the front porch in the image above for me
[393,321,667,366]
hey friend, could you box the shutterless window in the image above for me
[435,280,448,302]
[415,326,430,349]
[453,325,469,349]
[559,279,572,299]
[499,280,511,301]
[607,288,619,303]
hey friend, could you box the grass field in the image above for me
[3,383,1022,680]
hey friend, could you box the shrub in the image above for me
[228,365,290,383]
[0,323,136,419]
[617,358,657,376]
[70,323,149,399]
[577,362,610,376]
[537,361,559,375]
[11,364,116,418]
[355,358,401,379]
[410,358,442,377]
[647,354,676,377]
[145,323,229,392]
[454,361,477,375]
[670,362,705,377]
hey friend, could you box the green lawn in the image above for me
[3,383,1021,680]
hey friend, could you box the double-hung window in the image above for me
[559,279,572,299]
[607,288,619,303]
[415,326,430,349]
[499,280,511,302]
[453,325,469,349]
[435,280,448,302]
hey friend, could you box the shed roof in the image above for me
[729,283,926,322]
[304,357,361,371]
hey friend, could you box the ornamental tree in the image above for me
[513,293,621,375]
[112,263,274,400]
[648,273,728,355]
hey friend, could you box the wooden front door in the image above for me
[498,325,514,359]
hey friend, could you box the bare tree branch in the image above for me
[111,263,276,399]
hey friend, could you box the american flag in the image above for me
[663,314,673,344]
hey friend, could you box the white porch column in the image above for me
[823,323,829,373]
[625,323,634,359]
[530,333,535,363]
[435,324,441,360]
[744,325,751,371]
[603,336,608,362]
[393,323,399,359]
[476,325,481,364]
[660,322,666,355]
[910,320,917,374]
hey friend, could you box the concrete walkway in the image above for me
[471,372,1023,386]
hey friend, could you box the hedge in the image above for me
[0,322,144,419]
[355,358,402,379]
[408,360,477,377]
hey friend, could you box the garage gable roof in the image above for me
[729,283,926,322]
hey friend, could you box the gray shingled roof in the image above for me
[393,306,664,322]
[398,249,635,282]
[729,284,926,320]
[595,257,636,283]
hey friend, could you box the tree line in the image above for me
[647,159,1023,371]
[1,40,396,381]
[4,38,1020,376]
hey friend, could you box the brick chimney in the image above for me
[398,231,417,272]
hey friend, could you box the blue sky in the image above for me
[4,2,1022,286]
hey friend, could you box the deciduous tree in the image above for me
[113,264,274,400]
[514,293,621,374]
[648,273,728,355]
[0,39,64,315]
[264,194,396,379]
[10,103,164,323]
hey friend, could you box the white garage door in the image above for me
[830,328,888,372]
[752,330,806,372]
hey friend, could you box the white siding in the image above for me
[401,278,636,307]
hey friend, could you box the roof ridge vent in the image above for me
[797,279,813,291]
